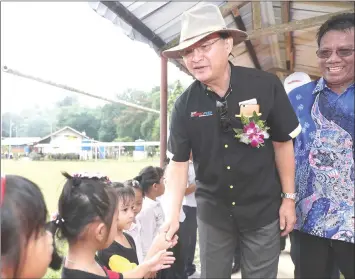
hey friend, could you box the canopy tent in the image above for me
[90,1,354,166]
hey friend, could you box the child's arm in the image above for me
[121,250,175,279]
[144,232,178,261]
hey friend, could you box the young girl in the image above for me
[135,166,166,260]
[97,183,139,272]
[48,172,122,279]
[123,179,144,264]
[50,172,173,279]
[97,183,174,277]
[1,174,61,279]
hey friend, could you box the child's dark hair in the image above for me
[1,175,61,277]
[124,179,144,196]
[135,166,164,194]
[112,182,135,206]
[48,172,117,244]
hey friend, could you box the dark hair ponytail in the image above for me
[137,166,164,194]
[50,172,117,244]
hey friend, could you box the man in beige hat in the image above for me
[162,4,301,278]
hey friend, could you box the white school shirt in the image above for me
[183,160,197,207]
[136,197,165,260]
[124,219,143,263]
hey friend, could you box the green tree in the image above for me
[150,80,185,140]
[56,107,101,139]
[98,104,120,142]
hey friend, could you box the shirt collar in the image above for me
[313,77,354,95]
[128,220,141,231]
[312,77,326,95]
[144,196,159,206]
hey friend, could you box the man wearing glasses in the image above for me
[161,4,301,278]
[288,13,354,279]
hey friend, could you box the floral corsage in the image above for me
[233,112,270,148]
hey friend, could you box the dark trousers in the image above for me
[159,224,187,279]
[198,218,280,278]
[180,206,197,275]
[290,230,354,279]
[280,235,287,251]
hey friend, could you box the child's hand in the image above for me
[146,250,175,272]
[151,231,178,253]
[170,234,178,248]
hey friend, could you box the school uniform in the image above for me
[62,265,122,279]
[180,160,198,276]
[97,233,139,273]
[159,194,187,279]
[136,197,165,260]
[125,219,144,263]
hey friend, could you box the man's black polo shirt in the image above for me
[168,65,300,231]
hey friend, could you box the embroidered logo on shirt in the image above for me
[190,111,213,118]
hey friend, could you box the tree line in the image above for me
[1,80,185,142]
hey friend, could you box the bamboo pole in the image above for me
[2,66,160,114]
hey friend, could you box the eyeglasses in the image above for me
[181,38,222,58]
[316,48,354,59]
[216,99,232,132]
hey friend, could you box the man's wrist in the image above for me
[167,211,180,223]
[281,192,296,201]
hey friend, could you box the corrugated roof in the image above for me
[90,2,229,49]
[90,1,354,78]
[37,126,91,143]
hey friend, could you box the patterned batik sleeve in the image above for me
[267,75,301,141]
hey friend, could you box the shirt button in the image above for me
[232,202,236,206]
[226,166,231,170]
[230,185,234,189]
[224,144,228,148]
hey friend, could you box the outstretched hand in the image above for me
[146,250,175,272]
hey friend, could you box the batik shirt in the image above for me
[289,78,354,243]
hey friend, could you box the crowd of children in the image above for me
[1,163,192,279]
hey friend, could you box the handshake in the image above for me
[141,229,179,279]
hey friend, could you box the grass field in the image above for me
[2,158,160,213]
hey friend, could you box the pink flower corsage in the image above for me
[233,112,270,148]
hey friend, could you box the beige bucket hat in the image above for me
[162,4,248,59]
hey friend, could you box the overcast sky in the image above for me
[1,2,192,113]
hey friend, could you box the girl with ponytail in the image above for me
[48,172,121,279]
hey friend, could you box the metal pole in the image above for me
[160,56,168,168]
[2,66,160,114]
[9,117,12,155]
[50,121,53,142]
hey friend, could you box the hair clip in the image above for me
[51,212,65,225]
[51,212,59,221]
[73,172,111,183]
[132,180,140,186]
[1,175,6,206]
[55,218,65,225]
